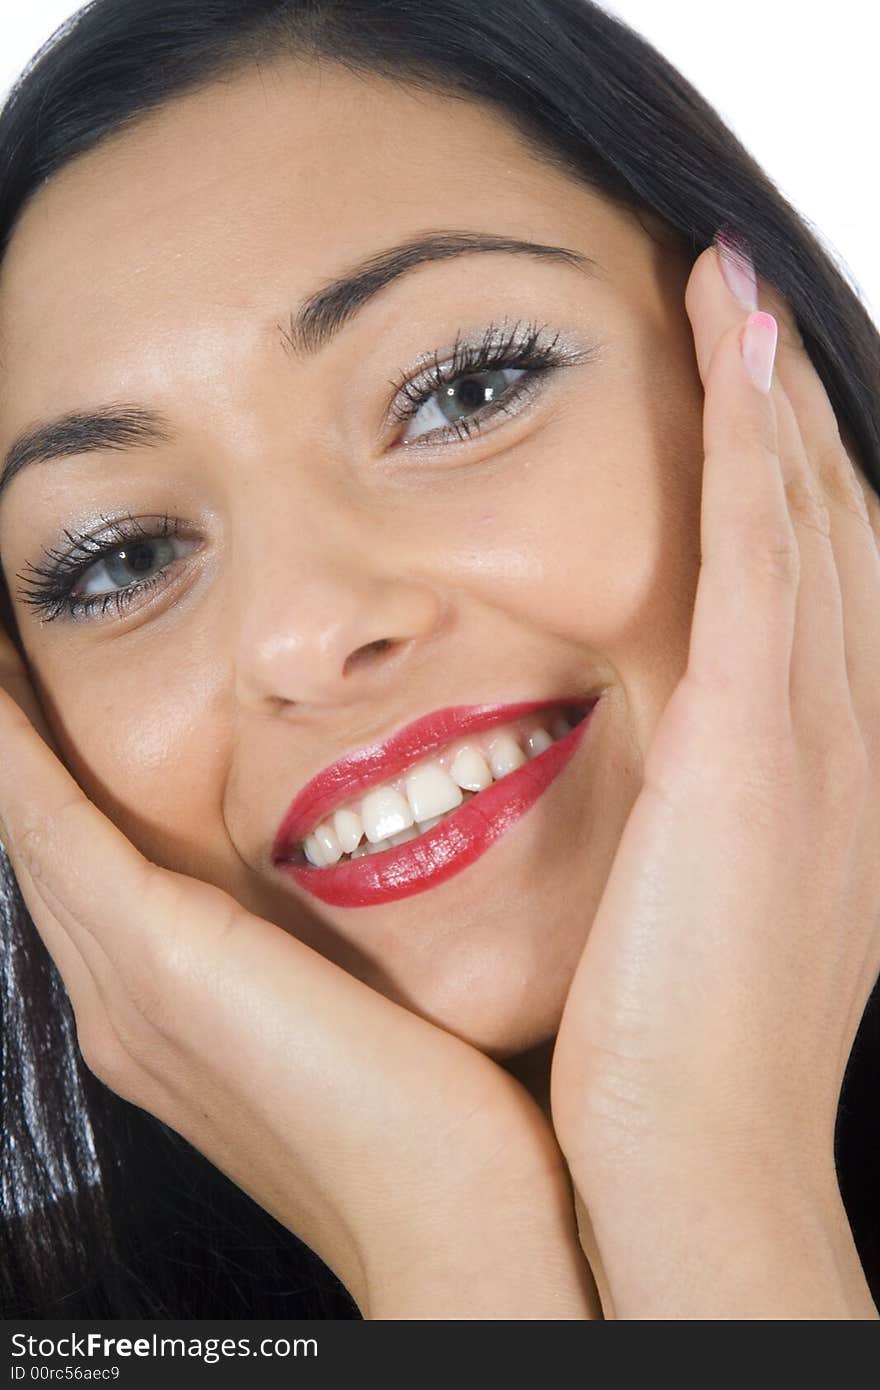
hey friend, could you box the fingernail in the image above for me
[714,230,759,311]
[742,311,778,394]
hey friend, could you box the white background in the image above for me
[0,0,877,324]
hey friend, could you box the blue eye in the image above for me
[15,322,597,626]
[388,318,589,447]
[16,514,199,624]
[77,533,179,595]
[401,365,528,444]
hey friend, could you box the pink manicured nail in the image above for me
[742,312,778,394]
[715,230,759,310]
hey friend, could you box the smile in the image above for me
[272,696,601,907]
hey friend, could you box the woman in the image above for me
[0,0,878,1319]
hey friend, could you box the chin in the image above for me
[346,894,587,1061]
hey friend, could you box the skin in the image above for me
[553,262,880,1316]
[0,60,707,1059]
[1,58,879,1317]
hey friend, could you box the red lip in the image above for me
[272,697,589,859]
[272,696,601,908]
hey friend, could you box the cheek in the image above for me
[432,395,704,660]
[32,649,231,873]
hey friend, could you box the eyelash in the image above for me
[16,513,188,625]
[17,319,580,625]
[386,317,573,446]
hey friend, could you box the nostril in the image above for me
[343,638,394,675]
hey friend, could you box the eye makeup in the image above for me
[15,512,197,624]
[13,316,598,626]
[385,316,598,447]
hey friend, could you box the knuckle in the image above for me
[119,936,188,1043]
[14,823,47,882]
[815,442,874,530]
[727,417,779,466]
[784,471,832,540]
[126,865,191,981]
[13,797,87,882]
[750,527,800,583]
[92,864,189,1037]
[120,958,176,1036]
[679,658,737,708]
[76,1019,128,1091]
[731,518,800,584]
[78,979,173,1095]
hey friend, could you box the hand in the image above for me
[549,238,880,1317]
[0,627,599,1320]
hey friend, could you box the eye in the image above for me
[77,533,181,598]
[387,319,596,449]
[15,514,201,624]
[401,364,527,444]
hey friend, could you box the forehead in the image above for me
[0,60,633,426]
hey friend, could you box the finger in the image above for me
[688,237,877,746]
[0,683,262,1082]
[768,373,854,733]
[685,242,795,728]
[0,625,58,748]
[685,237,802,388]
[0,622,106,1032]
[685,310,797,730]
[772,347,880,745]
[5,844,106,1053]
[0,705,109,1043]
[0,683,157,988]
[0,679,397,1062]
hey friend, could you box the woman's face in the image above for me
[0,60,711,1057]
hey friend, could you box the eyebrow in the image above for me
[0,230,599,506]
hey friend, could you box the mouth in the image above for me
[272,694,602,908]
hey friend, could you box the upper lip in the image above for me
[271,695,592,863]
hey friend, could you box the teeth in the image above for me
[361,786,414,843]
[404,764,464,822]
[487,732,527,778]
[526,726,554,758]
[333,807,364,853]
[450,744,494,792]
[303,832,326,867]
[297,707,585,864]
[390,826,419,846]
[314,820,343,865]
[551,712,573,740]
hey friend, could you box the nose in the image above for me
[233,545,447,711]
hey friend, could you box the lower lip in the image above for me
[275,698,600,908]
